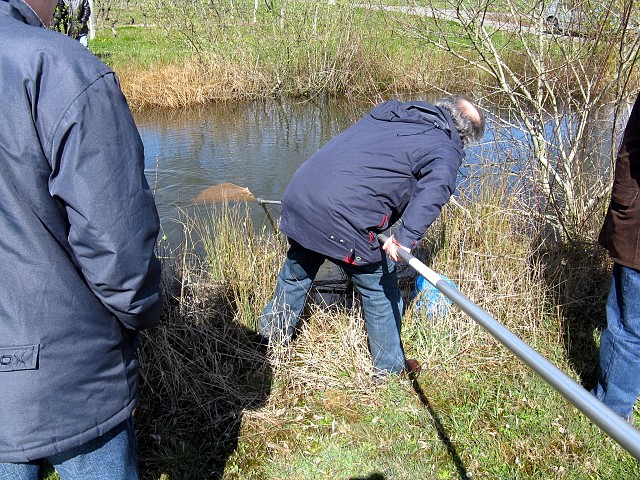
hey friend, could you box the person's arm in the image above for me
[48,72,162,330]
[393,144,462,252]
[80,0,90,27]
[50,0,68,34]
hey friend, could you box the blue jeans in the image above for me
[259,239,406,376]
[0,417,139,480]
[594,263,640,420]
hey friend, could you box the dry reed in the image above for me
[118,59,272,110]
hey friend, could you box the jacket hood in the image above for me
[369,99,452,135]
[1,0,44,27]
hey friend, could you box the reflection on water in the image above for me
[136,97,369,247]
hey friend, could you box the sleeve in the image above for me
[393,145,462,248]
[48,72,162,330]
[81,0,90,25]
[50,1,68,33]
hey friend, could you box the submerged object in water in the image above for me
[195,182,256,203]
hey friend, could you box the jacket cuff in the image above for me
[394,228,420,250]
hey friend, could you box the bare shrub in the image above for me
[394,0,640,240]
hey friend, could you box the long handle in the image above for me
[255,198,282,205]
[378,233,640,460]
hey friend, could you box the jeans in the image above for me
[259,239,406,376]
[594,263,640,420]
[0,417,139,480]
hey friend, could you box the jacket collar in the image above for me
[404,102,452,134]
[370,99,452,134]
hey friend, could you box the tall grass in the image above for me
[130,171,639,479]
[135,203,281,479]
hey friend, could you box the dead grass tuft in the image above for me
[119,59,272,109]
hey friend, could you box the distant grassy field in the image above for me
[88,1,638,113]
[91,25,190,68]
[87,0,476,108]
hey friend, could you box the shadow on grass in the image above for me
[349,473,387,480]
[135,285,273,480]
[411,378,469,479]
[536,241,610,390]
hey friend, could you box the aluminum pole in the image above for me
[378,233,640,460]
[255,198,282,205]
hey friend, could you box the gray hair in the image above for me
[434,95,485,149]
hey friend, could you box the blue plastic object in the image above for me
[413,274,456,316]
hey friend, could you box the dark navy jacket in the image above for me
[0,0,162,462]
[279,100,464,265]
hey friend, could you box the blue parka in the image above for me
[279,100,465,265]
[0,0,162,462]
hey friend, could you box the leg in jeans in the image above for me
[50,417,139,480]
[0,461,43,480]
[0,417,138,480]
[259,239,325,345]
[342,255,406,377]
[594,263,640,420]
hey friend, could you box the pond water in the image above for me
[136,97,362,249]
[135,96,619,251]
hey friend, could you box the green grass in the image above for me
[89,26,190,69]
[85,0,637,112]
[86,0,484,106]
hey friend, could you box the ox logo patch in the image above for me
[0,345,39,372]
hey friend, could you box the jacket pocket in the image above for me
[610,185,639,222]
[0,344,39,372]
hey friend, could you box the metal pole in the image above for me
[255,198,280,233]
[378,233,640,460]
[255,198,282,205]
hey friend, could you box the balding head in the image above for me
[435,95,485,148]
[458,97,483,126]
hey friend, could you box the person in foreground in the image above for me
[259,96,485,382]
[594,92,640,423]
[0,0,163,478]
